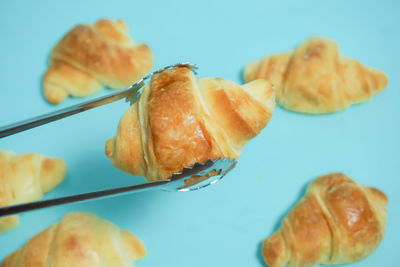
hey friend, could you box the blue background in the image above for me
[0,0,399,266]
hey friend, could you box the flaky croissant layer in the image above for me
[2,212,146,267]
[244,36,388,114]
[262,173,388,267]
[43,19,153,104]
[106,67,275,181]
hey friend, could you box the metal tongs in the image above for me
[0,63,237,217]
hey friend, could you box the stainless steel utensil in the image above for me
[0,63,237,217]
[0,63,197,138]
[0,157,236,217]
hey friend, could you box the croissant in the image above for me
[43,19,153,104]
[2,211,146,267]
[262,173,388,267]
[106,67,275,181]
[0,150,66,233]
[244,36,388,113]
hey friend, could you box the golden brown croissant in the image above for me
[0,150,66,234]
[262,173,388,267]
[43,19,153,104]
[244,36,388,113]
[106,67,275,181]
[2,211,146,267]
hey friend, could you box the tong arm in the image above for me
[0,82,143,138]
[0,179,167,218]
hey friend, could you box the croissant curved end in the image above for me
[262,232,290,267]
[243,60,260,83]
[105,137,115,158]
[43,80,68,105]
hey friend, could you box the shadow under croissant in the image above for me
[271,181,308,233]
[256,240,266,266]
[238,66,247,84]
[254,180,309,266]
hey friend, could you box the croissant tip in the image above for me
[105,138,115,158]
[381,72,389,88]
[243,60,259,82]
[262,233,288,267]
[0,216,20,234]
[43,85,67,105]
[368,186,389,205]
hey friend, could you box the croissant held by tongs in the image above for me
[0,63,275,216]
[106,66,275,181]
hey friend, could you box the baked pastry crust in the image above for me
[43,19,153,104]
[106,67,275,181]
[244,36,388,113]
[2,212,146,267]
[0,150,66,233]
[262,173,388,267]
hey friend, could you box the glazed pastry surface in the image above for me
[244,36,388,113]
[43,19,153,104]
[262,173,388,267]
[106,67,275,181]
[2,212,146,267]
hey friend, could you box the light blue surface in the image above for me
[0,0,399,266]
